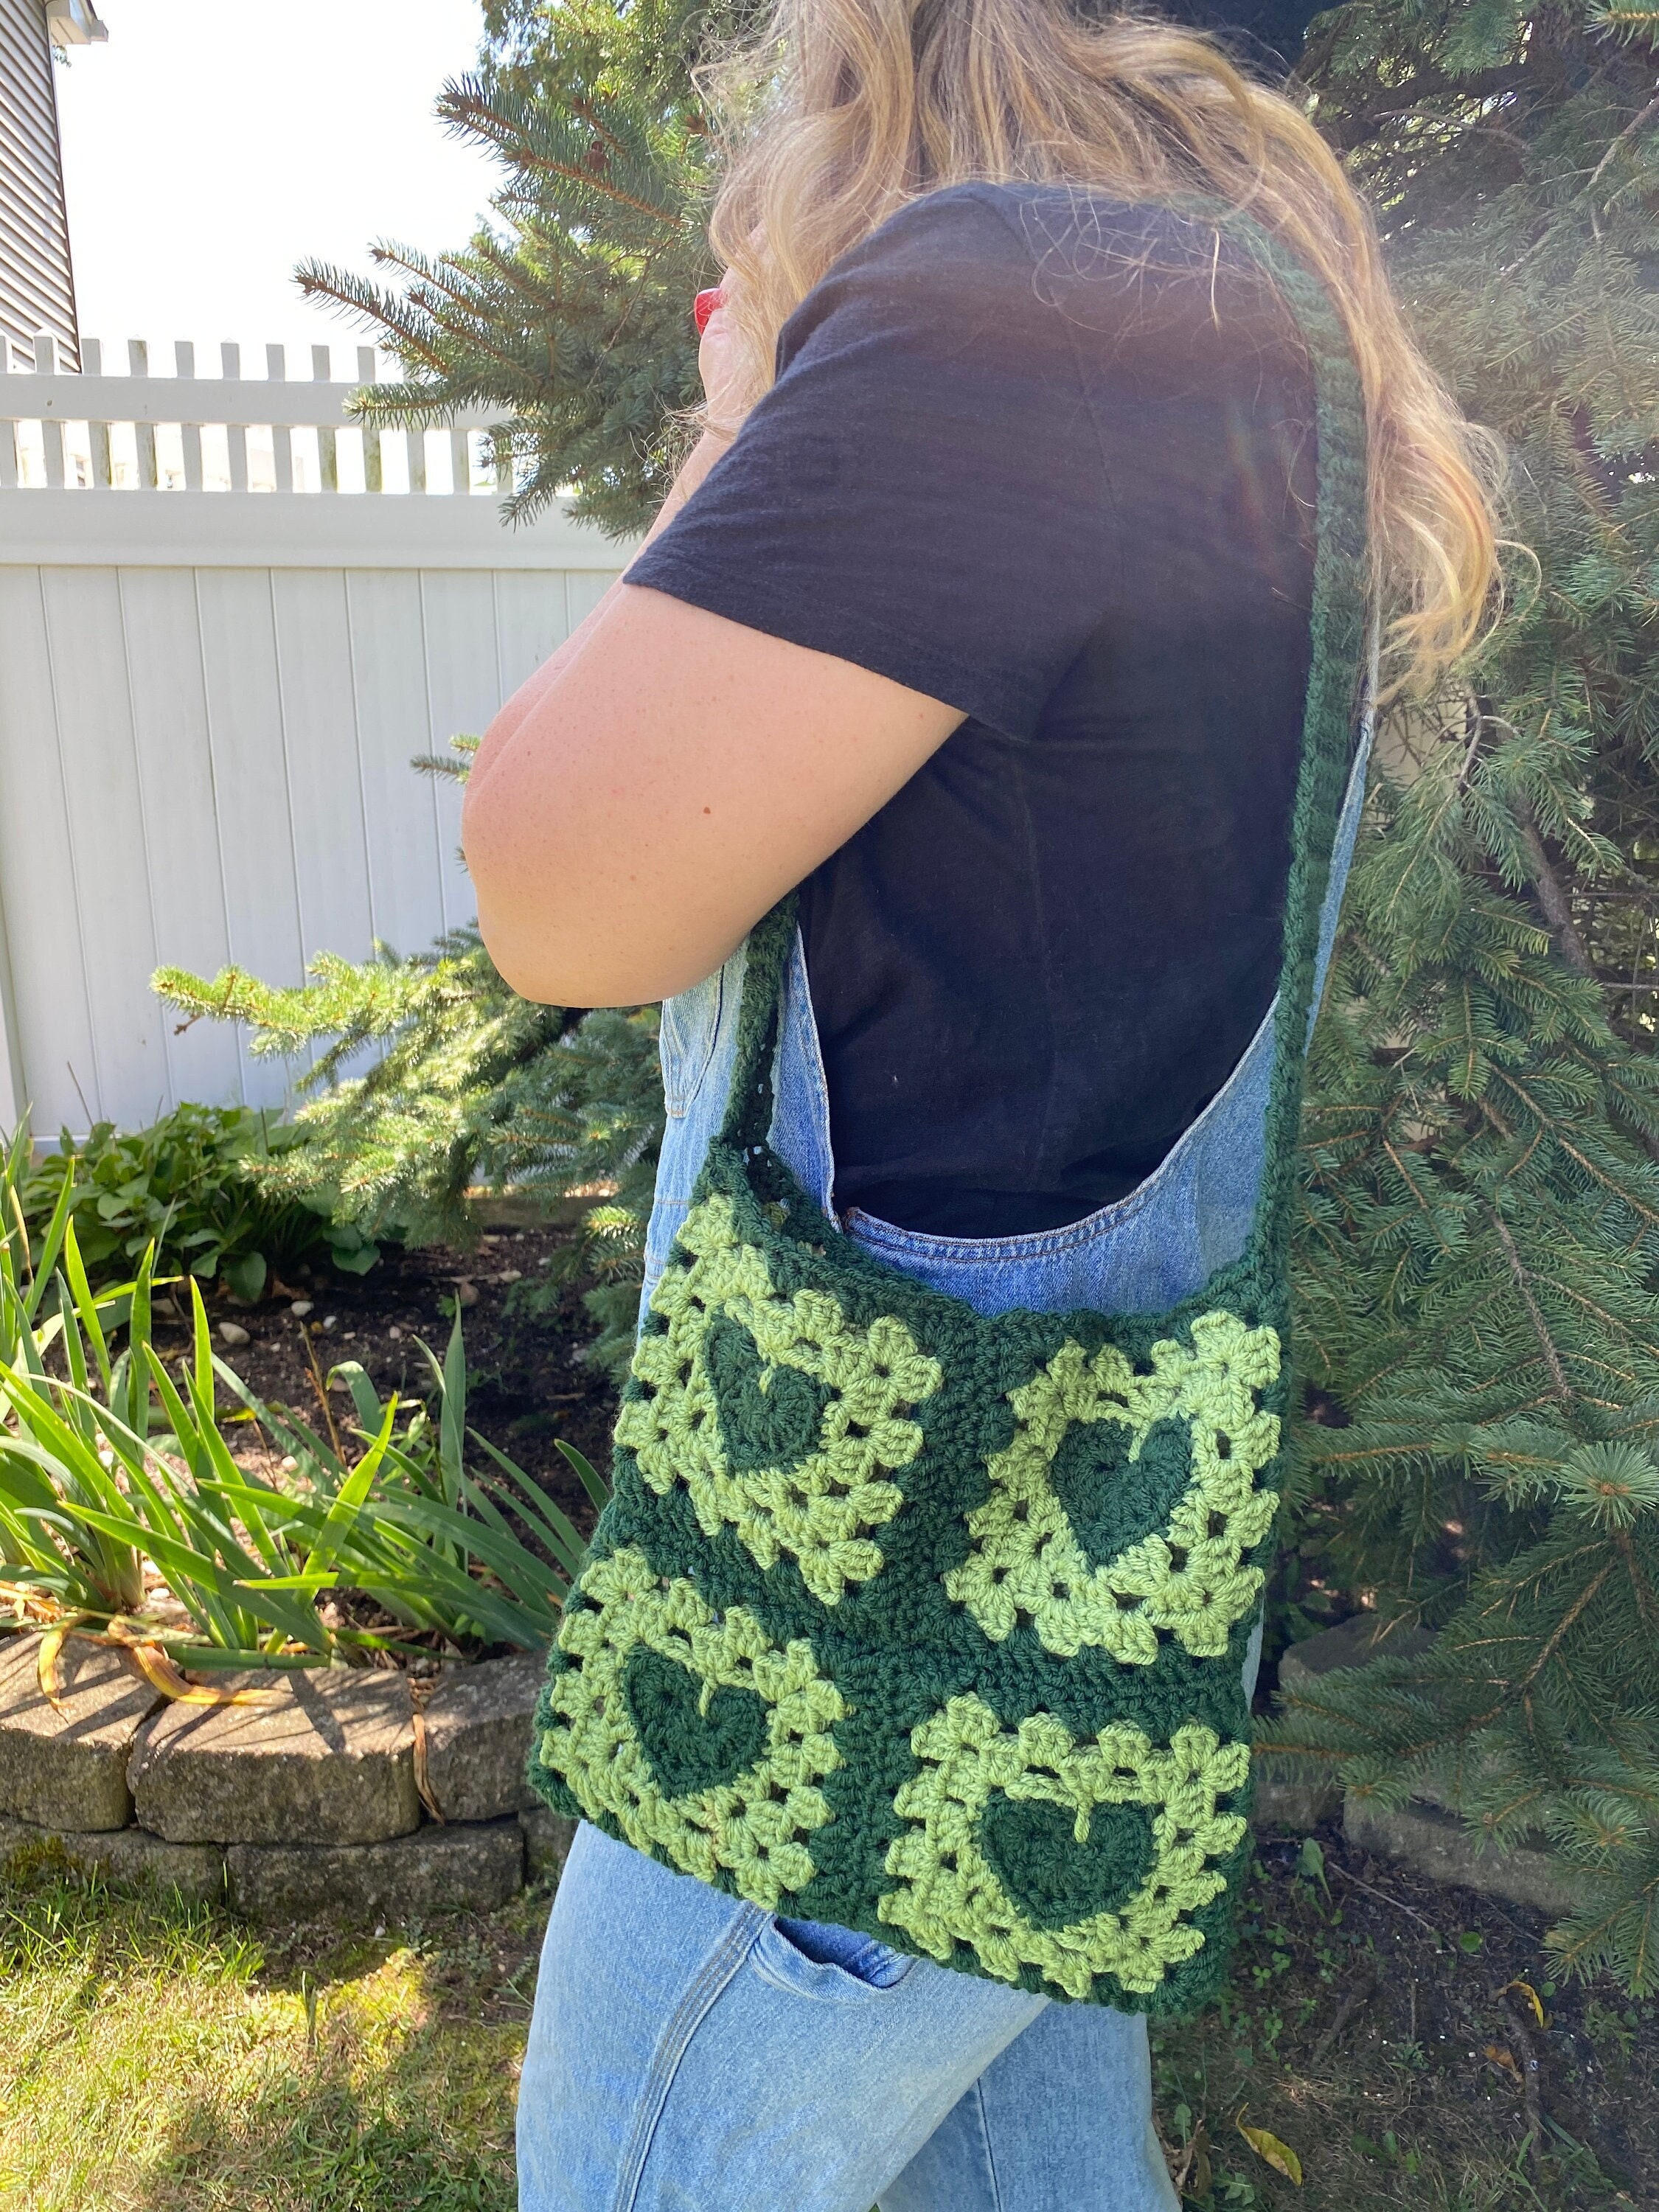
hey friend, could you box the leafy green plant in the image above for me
[153,743,666,1380]
[12,1103,378,1304]
[242,1318,611,1651]
[1,1134,607,1666]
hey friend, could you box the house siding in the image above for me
[0,0,78,366]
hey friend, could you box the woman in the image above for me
[465,2,1499,2205]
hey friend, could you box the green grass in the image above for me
[0,1841,535,2211]
[1,1826,1652,2211]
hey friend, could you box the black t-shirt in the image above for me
[630,183,1318,1236]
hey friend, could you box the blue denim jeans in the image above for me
[518,721,1372,2211]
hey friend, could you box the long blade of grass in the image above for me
[556,1439,613,1515]
[125,1246,155,1442]
[361,1492,568,1618]
[99,1627,288,1705]
[22,1155,75,1325]
[62,1220,112,1394]
[469,1433,591,1582]
[414,1318,467,1510]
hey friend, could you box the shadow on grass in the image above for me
[136,2059,517,2212]
[0,1843,539,2212]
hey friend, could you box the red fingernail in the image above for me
[693,288,724,335]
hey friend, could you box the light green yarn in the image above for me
[617,1192,945,1603]
[880,1694,1250,1999]
[944,1310,1281,1661]
[541,1545,849,1907]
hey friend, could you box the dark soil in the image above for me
[148,1225,619,1545]
[1155,1820,1653,2208]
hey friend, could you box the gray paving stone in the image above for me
[226,1818,524,1923]
[420,1650,545,1821]
[1276,1613,1435,1700]
[0,1632,161,1831]
[0,1812,226,1902]
[130,1668,419,1844]
[1344,1795,1575,1919]
[520,1804,577,1882]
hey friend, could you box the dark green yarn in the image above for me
[529,201,1371,2017]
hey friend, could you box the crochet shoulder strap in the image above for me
[718,205,1371,1251]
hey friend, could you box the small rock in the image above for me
[520,1804,577,1882]
[420,1651,546,1821]
[279,1455,299,1473]
[290,1299,314,1318]
[0,1635,161,1830]
[1259,1615,1436,1830]
[129,1669,418,1845]
[322,1315,338,1334]
[227,1818,524,1923]
[217,1321,251,1348]
[496,1269,523,1284]
[454,1281,479,1307]
[388,1325,403,1340]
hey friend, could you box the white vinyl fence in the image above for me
[0,335,637,1139]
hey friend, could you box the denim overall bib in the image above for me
[518,692,1373,2212]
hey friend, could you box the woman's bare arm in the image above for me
[462,571,961,1008]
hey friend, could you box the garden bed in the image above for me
[148,1222,617,1542]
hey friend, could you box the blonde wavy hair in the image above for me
[703,0,1501,694]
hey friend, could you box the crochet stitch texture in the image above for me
[530,204,1371,2015]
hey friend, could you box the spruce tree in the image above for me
[294,0,743,535]
[153,748,666,1377]
[1263,1,1659,1992]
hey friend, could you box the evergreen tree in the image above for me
[153,750,665,1380]
[1263,0,1659,1992]
[294,0,744,535]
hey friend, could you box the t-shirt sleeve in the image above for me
[625,187,1118,740]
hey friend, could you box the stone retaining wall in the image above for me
[0,1632,574,1921]
[1,1618,1576,1925]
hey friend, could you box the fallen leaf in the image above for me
[109,1632,286,1705]
[1505,1978,1547,2028]
[36,1624,69,1710]
[412,1707,445,1822]
[1237,2113,1302,2185]
[1484,2042,1520,2080]
[1169,2116,1212,2199]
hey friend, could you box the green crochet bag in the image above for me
[529,206,1370,2014]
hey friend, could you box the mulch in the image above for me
[147,1224,619,1544]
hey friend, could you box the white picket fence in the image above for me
[0,335,637,1140]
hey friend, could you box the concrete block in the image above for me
[1253,1773,1340,1832]
[520,1804,577,1882]
[130,1669,419,1844]
[1343,1795,1575,1920]
[226,1818,524,1923]
[420,1650,545,1821]
[0,1811,226,1903]
[0,1632,161,1831]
